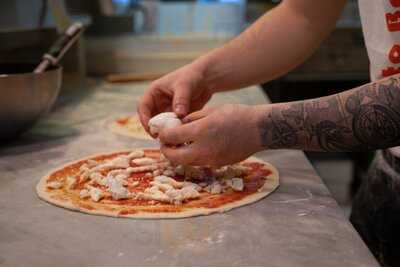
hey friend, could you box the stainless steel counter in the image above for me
[0,81,379,267]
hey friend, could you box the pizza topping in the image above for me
[44,150,272,211]
[148,112,182,135]
[79,189,90,199]
[89,187,103,202]
[126,150,145,159]
[210,181,222,194]
[230,178,244,191]
[128,165,159,173]
[154,175,183,188]
[132,157,157,166]
[182,181,202,191]
[149,181,174,192]
[108,179,132,200]
[66,176,78,190]
[47,181,63,189]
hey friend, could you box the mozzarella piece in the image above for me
[108,179,131,200]
[89,187,103,202]
[153,175,183,188]
[126,150,145,159]
[210,182,222,194]
[144,173,152,178]
[127,165,158,173]
[80,189,90,199]
[231,178,244,191]
[180,186,200,199]
[183,181,202,192]
[47,181,63,189]
[66,176,78,190]
[131,181,139,187]
[132,157,157,166]
[149,181,174,192]
[148,112,182,135]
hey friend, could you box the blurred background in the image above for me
[0,0,367,216]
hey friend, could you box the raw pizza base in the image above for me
[36,150,279,219]
[108,115,152,140]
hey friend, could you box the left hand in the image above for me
[158,104,262,167]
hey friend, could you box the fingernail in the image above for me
[175,104,186,115]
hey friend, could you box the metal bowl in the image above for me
[0,63,62,139]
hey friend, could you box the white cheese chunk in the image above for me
[132,157,157,166]
[127,165,158,173]
[210,182,222,194]
[183,181,202,192]
[126,150,145,159]
[89,187,103,202]
[149,181,174,192]
[148,112,182,135]
[79,189,90,199]
[231,178,244,191]
[66,176,78,190]
[108,179,131,200]
[153,175,183,188]
[47,181,63,189]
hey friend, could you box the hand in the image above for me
[158,104,262,167]
[138,63,214,135]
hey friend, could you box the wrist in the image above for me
[251,105,274,151]
[191,52,223,94]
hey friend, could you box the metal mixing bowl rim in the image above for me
[0,64,62,78]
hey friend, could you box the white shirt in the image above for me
[359,0,400,81]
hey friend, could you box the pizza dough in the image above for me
[108,115,152,140]
[36,148,279,219]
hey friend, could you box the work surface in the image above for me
[0,81,378,267]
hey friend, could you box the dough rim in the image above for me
[108,115,152,140]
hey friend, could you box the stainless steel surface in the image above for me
[0,63,61,139]
[0,81,379,267]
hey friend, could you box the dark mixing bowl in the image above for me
[0,63,62,139]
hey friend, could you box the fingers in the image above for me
[158,120,203,145]
[173,84,192,117]
[182,107,216,123]
[160,143,202,166]
[137,91,155,133]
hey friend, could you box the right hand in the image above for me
[138,63,214,135]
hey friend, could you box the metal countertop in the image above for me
[0,80,379,267]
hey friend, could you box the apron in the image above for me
[352,2,400,266]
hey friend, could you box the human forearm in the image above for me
[193,0,345,93]
[255,75,400,152]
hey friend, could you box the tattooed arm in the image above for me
[258,76,400,152]
[157,76,400,166]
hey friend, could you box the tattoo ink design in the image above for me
[259,113,298,149]
[258,76,400,152]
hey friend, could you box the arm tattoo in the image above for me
[258,76,400,152]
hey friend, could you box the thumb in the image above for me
[173,84,192,117]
